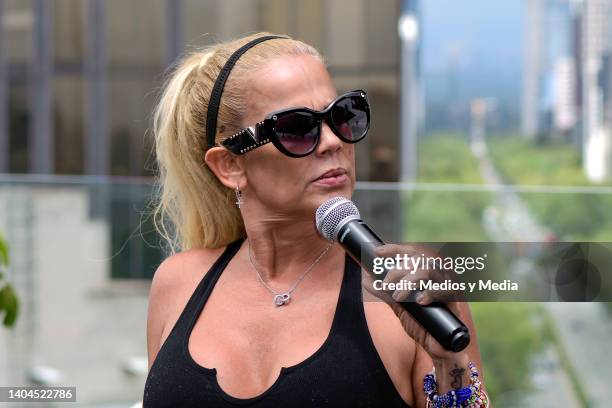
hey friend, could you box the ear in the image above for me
[204,147,247,189]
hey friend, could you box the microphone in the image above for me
[315,197,470,352]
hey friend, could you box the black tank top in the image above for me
[143,239,410,407]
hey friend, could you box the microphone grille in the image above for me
[315,197,360,241]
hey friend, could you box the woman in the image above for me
[143,32,488,407]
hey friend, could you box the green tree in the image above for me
[0,232,18,327]
[471,303,552,402]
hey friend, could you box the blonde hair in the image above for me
[152,32,324,254]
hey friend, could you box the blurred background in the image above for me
[0,0,611,406]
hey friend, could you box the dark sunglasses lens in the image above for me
[275,112,319,155]
[330,95,369,142]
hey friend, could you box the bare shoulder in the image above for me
[150,247,225,299]
[146,246,226,368]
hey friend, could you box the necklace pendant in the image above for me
[274,293,291,307]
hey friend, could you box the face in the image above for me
[239,54,356,219]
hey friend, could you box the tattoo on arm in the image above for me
[449,364,466,389]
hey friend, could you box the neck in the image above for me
[243,216,339,283]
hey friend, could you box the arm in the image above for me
[372,244,488,406]
[411,301,484,406]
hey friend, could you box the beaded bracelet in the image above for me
[423,362,489,408]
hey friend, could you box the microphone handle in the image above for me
[337,218,470,352]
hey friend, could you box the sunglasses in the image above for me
[221,90,370,157]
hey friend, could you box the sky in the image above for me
[420,0,524,108]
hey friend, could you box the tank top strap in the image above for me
[169,238,245,340]
[332,254,405,403]
[332,255,385,355]
[333,255,366,329]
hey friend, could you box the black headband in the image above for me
[206,35,288,149]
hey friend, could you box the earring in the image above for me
[235,186,244,209]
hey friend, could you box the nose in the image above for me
[315,122,343,157]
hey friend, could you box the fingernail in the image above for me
[416,292,426,304]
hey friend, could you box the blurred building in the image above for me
[522,0,612,181]
[398,0,423,183]
[522,0,544,139]
[581,0,612,181]
[0,0,403,182]
[552,57,577,134]
[522,0,578,140]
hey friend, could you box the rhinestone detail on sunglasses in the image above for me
[240,138,270,154]
[223,120,269,154]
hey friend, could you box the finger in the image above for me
[388,301,429,346]
[392,288,429,304]
[361,270,395,303]
[415,290,431,305]
[412,261,470,302]
[389,267,429,302]
[389,276,423,302]
[374,243,419,258]
[388,300,461,361]
[387,256,435,284]
[381,265,406,284]
[361,262,396,296]
[388,264,435,302]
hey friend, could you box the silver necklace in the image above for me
[248,241,333,307]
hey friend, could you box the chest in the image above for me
[188,277,340,377]
[146,259,413,406]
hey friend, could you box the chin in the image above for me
[298,178,354,214]
[312,186,353,206]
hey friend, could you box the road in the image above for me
[471,135,611,407]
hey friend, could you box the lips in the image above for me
[315,168,347,181]
[313,168,349,187]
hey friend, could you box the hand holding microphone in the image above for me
[315,197,470,354]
